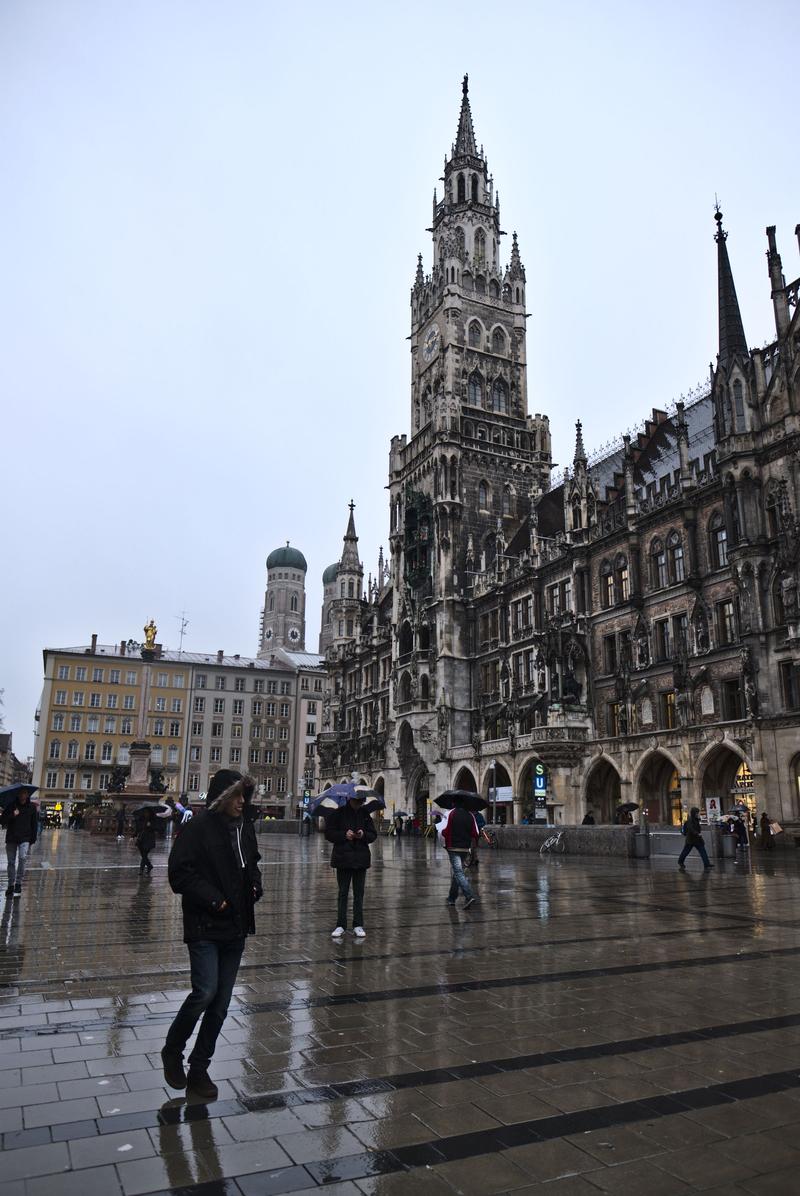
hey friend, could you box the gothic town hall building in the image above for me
[316,78,800,829]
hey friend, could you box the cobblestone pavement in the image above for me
[2,829,800,1195]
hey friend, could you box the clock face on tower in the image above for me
[422,325,440,364]
[264,628,273,641]
[288,627,301,643]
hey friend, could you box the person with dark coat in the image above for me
[678,807,714,871]
[2,786,38,898]
[135,813,156,875]
[582,811,596,825]
[440,799,479,907]
[161,775,262,1100]
[325,794,377,939]
[759,811,774,850]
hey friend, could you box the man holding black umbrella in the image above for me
[1,783,38,899]
[437,791,481,909]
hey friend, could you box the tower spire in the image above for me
[453,73,477,157]
[714,204,748,365]
[573,420,587,468]
[340,500,361,573]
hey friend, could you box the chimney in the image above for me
[91,633,97,653]
[120,641,126,656]
[217,650,224,664]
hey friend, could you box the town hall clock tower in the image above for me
[387,76,552,775]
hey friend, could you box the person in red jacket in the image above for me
[440,798,479,908]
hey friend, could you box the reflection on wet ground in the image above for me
[2,828,800,1193]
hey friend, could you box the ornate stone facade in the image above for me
[316,81,800,827]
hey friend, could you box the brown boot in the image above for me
[160,1047,186,1090]
[186,1066,218,1101]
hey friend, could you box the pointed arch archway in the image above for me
[481,761,512,824]
[583,756,622,823]
[634,747,683,825]
[453,766,478,792]
[696,739,751,811]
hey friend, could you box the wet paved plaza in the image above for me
[2,829,800,1196]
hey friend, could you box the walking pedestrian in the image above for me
[759,811,774,850]
[115,806,126,841]
[393,812,404,837]
[2,785,38,899]
[161,775,262,1100]
[440,797,479,907]
[136,812,156,875]
[582,810,596,825]
[678,806,714,871]
[325,792,377,939]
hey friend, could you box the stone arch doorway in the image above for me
[637,751,682,825]
[482,761,512,824]
[372,776,385,799]
[410,768,431,827]
[699,742,749,811]
[583,757,622,824]
[453,766,478,792]
[517,755,546,822]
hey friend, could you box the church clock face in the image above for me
[264,628,273,642]
[288,627,301,644]
[422,325,440,364]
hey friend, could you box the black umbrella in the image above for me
[130,801,170,815]
[435,790,489,813]
[616,802,639,814]
[0,783,38,811]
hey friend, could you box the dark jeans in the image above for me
[447,851,474,901]
[137,844,152,873]
[678,840,711,868]
[336,868,366,929]
[164,938,245,1068]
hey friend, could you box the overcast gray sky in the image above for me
[2,0,799,758]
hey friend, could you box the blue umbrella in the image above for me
[309,783,358,814]
[0,782,38,811]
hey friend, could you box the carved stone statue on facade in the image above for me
[437,702,449,756]
[636,626,650,668]
[322,693,331,728]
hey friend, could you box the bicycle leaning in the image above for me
[539,829,566,855]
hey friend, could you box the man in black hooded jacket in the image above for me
[161,772,262,1100]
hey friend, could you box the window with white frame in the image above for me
[119,744,130,763]
[231,725,242,739]
[169,721,180,737]
[155,697,167,712]
[253,679,264,693]
[67,740,79,760]
[126,670,137,685]
[215,676,226,691]
[101,742,113,762]
[277,776,286,793]
[265,749,273,764]
[265,726,275,739]
[278,750,287,764]
[75,667,87,681]
[280,703,290,717]
[249,748,260,764]
[46,770,58,788]
[52,713,64,731]
[109,669,120,684]
[84,742,96,760]
[157,673,168,687]
[191,721,203,736]
[123,695,135,709]
[194,696,205,713]
[267,681,277,694]
[196,673,207,690]
[174,673,184,688]
[235,677,245,692]
[211,722,223,737]
[55,690,67,705]
[190,746,201,762]
[233,699,244,716]
[252,699,262,716]
[93,668,104,682]
[280,682,290,695]
[251,725,261,739]
[107,694,117,709]
[49,741,61,759]
[82,774,92,790]
[151,746,163,763]
[279,727,288,741]
[87,715,99,732]
[213,698,225,714]
[57,665,70,680]
[229,747,241,763]
[307,701,317,715]
[153,719,164,736]
[73,691,84,706]
[188,773,200,791]
[171,698,182,713]
[210,747,221,762]
[265,777,273,792]
[104,716,115,733]
[99,773,110,790]
[266,702,275,717]
[64,772,75,790]
[121,718,132,734]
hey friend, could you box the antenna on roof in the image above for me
[175,611,189,656]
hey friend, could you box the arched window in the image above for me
[468,371,483,406]
[708,511,727,569]
[290,594,298,613]
[464,420,474,438]
[470,174,478,202]
[478,481,489,510]
[492,379,508,413]
[457,174,466,203]
[667,531,685,583]
[268,594,274,611]
[84,741,96,761]
[468,321,481,347]
[502,282,512,302]
[420,674,430,701]
[489,279,500,298]
[733,379,745,431]
[600,561,614,608]
[572,500,582,530]
[119,743,130,764]
[515,286,521,302]
[474,228,486,262]
[502,486,512,517]
[492,328,506,354]
[67,740,79,760]
[651,539,667,589]
[398,621,413,657]
[615,554,630,601]
[475,275,486,295]
[101,742,113,762]
[340,582,346,598]
[49,740,61,759]
[347,580,354,598]
[400,672,412,703]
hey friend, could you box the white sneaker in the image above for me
[353,926,366,939]
[331,926,345,938]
